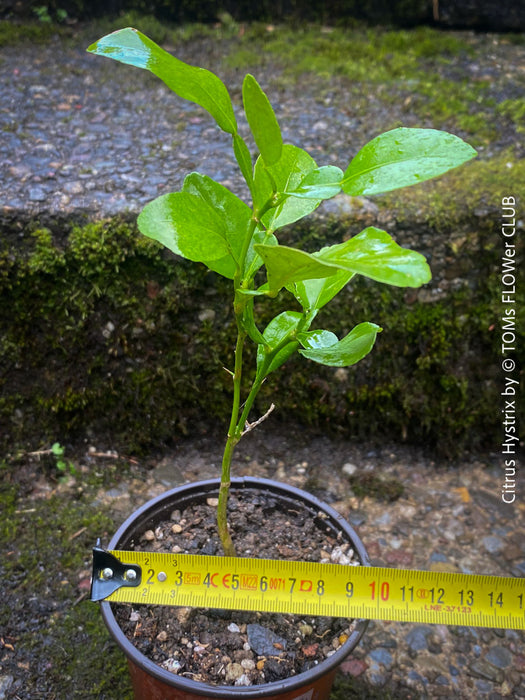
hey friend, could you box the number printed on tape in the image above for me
[98,550,525,630]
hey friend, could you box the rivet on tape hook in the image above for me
[90,540,142,601]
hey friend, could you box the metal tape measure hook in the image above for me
[90,541,142,601]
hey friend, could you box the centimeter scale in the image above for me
[91,547,525,630]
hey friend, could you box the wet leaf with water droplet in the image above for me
[342,127,477,196]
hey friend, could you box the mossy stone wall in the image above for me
[1,206,522,457]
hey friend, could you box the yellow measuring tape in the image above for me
[91,548,525,629]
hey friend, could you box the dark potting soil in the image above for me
[112,488,361,687]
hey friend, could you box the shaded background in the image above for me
[1,0,525,30]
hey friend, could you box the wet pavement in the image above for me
[1,29,524,226]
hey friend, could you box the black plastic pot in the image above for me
[100,477,370,699]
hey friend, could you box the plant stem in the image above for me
[217,435,238,557]
[216,205,275,557]
[217,324,246,557]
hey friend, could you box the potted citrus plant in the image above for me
[88,28,476,699]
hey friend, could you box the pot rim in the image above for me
[101,476,370,698]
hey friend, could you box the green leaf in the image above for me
[286,166,343,199]
[298,329,338,350]
[233,134,254,192]
[257,226,430,294]
[242,74,283,166]
[299,322,381,367]
[260,311,302,351]
[137,174,253,278]
[87,28,237,135]
[342,127,477,196]
[255,244,338,293]
[253,145,321,231]
[244,228,278,278]
[137,191,230,263]
[51,442,65,457]
[182,173,252,275]
[317,227,431,288]
[257,311,302,375]
[289,270,355,312]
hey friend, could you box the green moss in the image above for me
[223,24,498,139]
[497,98,525,132]
[1,205,522,457]
[0,19,70,46]
[0,459,133,697]
[347,473,404,502]
[382,148,525,230]
[0,217,236,452]
[260,210,523,454]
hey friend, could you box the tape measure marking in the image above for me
[91,549,525,629]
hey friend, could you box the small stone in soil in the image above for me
[225,662,244,682]
[247,623,288,656]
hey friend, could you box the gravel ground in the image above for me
[94,427,524,698]
[1,23,524,700]
[1,28,524,226]
[1,425,524,698]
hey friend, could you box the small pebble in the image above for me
[485,645,513,669]
[302,643,319,657]
[225,662,244,682]
[330,545,353,565]
[234,674,251,686]
[342,462,358,476]
[161,658,181,673]
[198,308,215,322]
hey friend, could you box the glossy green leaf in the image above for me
[137,175,252,277]
[260,311,302,351]
[317,227,431,287]
[244,228,278,278]
[137,191,229,263]
[255,244,339,293]
[257,311,302,375]
[288,269,355,312]
[233,134,254,192]
[243,74,283,166]
[297,329,338,350]
[87,28,237,135]
[286,166,343,199]
[182,173,252,266]
[342,127,477,196]
[178,174,272,279]
[253,145,321,231]
[299,322,381,367]
[257,226,430,294]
